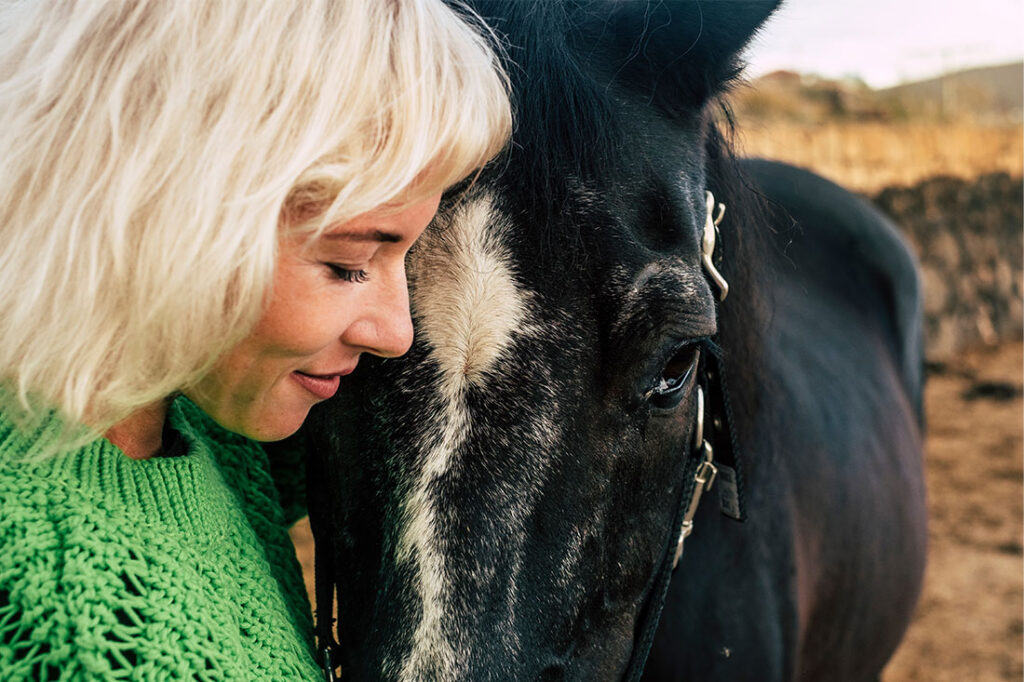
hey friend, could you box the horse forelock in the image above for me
[473,1,624,232]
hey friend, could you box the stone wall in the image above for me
[871,173,1023,360]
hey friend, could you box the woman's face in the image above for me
[187,194,441,441]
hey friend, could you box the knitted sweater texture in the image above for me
[0,397,320,680]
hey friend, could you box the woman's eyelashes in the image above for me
[325,263,369,283]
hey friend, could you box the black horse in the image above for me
[299,2,928,680]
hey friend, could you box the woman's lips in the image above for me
[292,371,342,400]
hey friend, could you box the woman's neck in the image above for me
[104,400,170,460]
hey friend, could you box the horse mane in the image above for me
[472,0,625,223]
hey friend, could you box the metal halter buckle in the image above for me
[320,645,338,682]
[702,191,729,302]
[672,386,718,570]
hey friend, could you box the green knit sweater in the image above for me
[0,397,320,680]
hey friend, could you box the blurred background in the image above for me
[738,2,1023,680]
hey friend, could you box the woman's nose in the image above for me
[346,267,414,358]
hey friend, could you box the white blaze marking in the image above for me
[411,196,527,394]
[398,194,528,680]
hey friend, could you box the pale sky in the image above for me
[743,0,1024,88]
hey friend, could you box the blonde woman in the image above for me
[0,0,510,678]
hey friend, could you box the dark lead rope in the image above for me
[309,437,341,682]
[315,540,339,682]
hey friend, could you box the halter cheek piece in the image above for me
[671,190,734,569]
[701,191,729,303]
[673,380,716,570]
[621,190,746,682]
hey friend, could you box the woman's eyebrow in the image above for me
[323,229,402,243]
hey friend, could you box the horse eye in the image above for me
[649,345,700,409]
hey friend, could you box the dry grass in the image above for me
[730,121,1023,193]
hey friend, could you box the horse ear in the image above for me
[570,1,782,109]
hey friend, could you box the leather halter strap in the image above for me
[311,437,341,681]
[619,191,745,681]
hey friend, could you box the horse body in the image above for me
[643,159,927,681]
[301,3,927,680]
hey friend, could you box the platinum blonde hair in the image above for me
[0,0,511,445]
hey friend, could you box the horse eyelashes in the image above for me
[650,345,702,409]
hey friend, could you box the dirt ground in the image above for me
[882,340,1023,682]
[291,341,1024,680]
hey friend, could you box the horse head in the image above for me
[306,2,780,679]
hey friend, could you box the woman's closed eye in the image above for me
[325,263,369,283]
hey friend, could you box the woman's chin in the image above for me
[241,408,311,442]
[196,399,311,443]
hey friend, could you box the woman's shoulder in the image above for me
[0,453,131,678]
[0,450,74,577]
[0,422,89,539]
[0,412,320,680]
[0,478,319,680]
